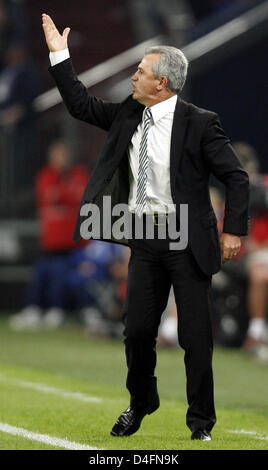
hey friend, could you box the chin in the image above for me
[133,93,144,105]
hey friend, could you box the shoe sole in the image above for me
[191,436,212,441]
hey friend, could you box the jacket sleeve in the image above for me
[48,58,121,131]
[202,114,250,236]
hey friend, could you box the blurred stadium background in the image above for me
[0,0,267,450]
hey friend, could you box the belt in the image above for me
[152,213,169,226]
[133,212,169,226]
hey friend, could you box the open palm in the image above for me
[42,13,70,52]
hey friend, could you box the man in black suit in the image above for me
[42,14,249,441]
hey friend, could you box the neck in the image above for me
[142,92,176,108]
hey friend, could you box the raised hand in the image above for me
[42,13,70,52]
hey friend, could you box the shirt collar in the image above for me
[145,94,178,124]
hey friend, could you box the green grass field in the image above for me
[0,315,267,450]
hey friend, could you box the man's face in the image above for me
[49,144,71,172]
[131,53,162,105]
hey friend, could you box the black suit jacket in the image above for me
[49,58,249,276]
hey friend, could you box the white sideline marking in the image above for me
[228,429,268,441]
[0,422,101,450]
[0,375,102,403]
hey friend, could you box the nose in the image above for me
[131,71,138,81]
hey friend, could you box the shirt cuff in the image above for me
[49,48,70,66]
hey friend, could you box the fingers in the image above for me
[223,249,239,260]
[41,13,49,27]
[220,233,241,264]
[42,13,59,36]
[42,14,52,34]
[42,13,56,29]
[221,247,240,263]
[42,13,70,52]
[221,243,240,262]
[42,13,70,38]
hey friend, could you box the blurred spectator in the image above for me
[0,44,37,127]
[36,140,89,253]
[212,142,268,355]
[232,142,268,360]
[66,240,130,337]
[9,140,89,330]
[0,43,40,213]
[244,202,268,358]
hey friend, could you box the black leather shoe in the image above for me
[191,429,212,441]
[110,403,159,437]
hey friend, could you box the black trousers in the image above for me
[123,220,216,433]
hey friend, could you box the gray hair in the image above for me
[145,45,188,94]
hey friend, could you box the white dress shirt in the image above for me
[49,48,70,66]
[128,95,177,214]
[49,50,177,214]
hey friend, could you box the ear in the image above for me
[156,76,168,91]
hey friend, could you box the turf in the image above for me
[0,316,267,450]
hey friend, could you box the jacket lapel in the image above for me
[114,104,144,161]
[170,98,189,199]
